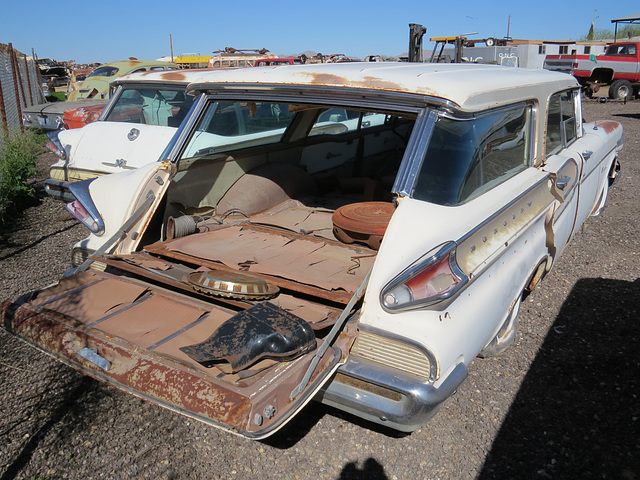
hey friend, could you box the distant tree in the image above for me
[581,25,640,40]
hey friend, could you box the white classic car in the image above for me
[1,63,622,440]
[44,70,205,201]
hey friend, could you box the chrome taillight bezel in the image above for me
[380,242,469,313]
[66,178,105,236]
[45,130,67,160]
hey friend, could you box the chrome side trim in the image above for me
[317,356,468,432]
[186,84,459,111]
[165,93,209,164]
[392,109,438,197]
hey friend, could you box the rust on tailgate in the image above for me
[2,299,252,430]
[0,266,350,438]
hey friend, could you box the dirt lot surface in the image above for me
[0,100,638,480]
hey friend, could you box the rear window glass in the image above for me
[180,101,297,158]
[104,87,193,127]
[88,66,119,78]
[413,105,531,205]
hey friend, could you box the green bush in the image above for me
[0,130,42,225]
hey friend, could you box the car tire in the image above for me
[478,293,522,358]
[609,79,633,100]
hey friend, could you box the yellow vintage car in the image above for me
[67,59,178,101]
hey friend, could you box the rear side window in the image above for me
[413,105,532,205]
[104,87,193,127]
[88,66,119,78]
[546,90,578,156]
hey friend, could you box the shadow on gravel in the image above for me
[479,278,640,480]
[613,112,640,120]
[338,457,389,479]
[263,403,408,449]
[0,374,110,480]
[0,221,79,261]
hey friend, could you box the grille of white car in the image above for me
[351,329,435,382]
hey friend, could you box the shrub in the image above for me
[0,131,42,226]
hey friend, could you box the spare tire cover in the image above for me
[180,302,316,372]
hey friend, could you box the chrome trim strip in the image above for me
[186,83,459,111]
[44,179,74,202]
[165,93,209,164]
[317,356,468,432]
[392,109,438,196]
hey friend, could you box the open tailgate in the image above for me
[0,268,351,439]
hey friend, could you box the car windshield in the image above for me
[88,66,119,78]
[103,86,194,127]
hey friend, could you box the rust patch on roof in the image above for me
[303,72,404,92]
[160,71,189,81]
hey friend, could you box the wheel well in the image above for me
[588,68,614,84]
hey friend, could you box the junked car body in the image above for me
[44,70,204,201]
[67,59,178,101]
[1,63,622,439]
[22,98,108,131]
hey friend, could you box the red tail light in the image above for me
[66,199,104,235]
[381,242,468,312]
[45,131,67,159]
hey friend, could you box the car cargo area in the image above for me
[2,102,417,438]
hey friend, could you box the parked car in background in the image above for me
[61,101,107,129]
[44,69,204,201]
[208,47,276,68]
[254,57,305,66]
[67,59,178,101]
[544,41,640,99]
[67,67,96,97]
[22,98,108,131]
[1,63,622,440]
[41,65,71,91]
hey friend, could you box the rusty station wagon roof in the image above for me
[113,68,216,86]
[186,62,579,111]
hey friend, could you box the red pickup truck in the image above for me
[544,41,640,99]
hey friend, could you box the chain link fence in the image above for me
[0,43,45,154]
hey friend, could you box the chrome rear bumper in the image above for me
[316,355,468,432]
[44,178,74,202]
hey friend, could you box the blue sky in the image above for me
[1,1,633,64]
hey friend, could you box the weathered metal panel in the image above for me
[0,43,44,149]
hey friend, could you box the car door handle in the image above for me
[556,175,571,190]
[582,150,593,161]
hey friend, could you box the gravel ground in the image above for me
[0,99,638,480]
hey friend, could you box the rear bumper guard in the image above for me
[317,355,468,432]
[44,178,74,202]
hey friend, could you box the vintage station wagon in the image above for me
[1,63,622,439]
